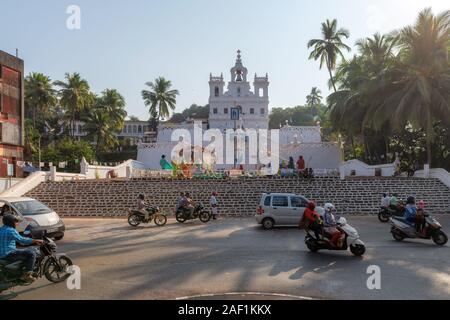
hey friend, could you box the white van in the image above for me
[255,193,324,229]
[0,197,65,240]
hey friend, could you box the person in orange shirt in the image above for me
[302,201,323,239]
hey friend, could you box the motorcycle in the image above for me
[390,214,448,246]
[128,206,167,227]
[305,217,366,256]
[0,230,73,293]
[175,203,211,223]
[378,206,405,222]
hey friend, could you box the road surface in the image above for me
[2,216,450,300]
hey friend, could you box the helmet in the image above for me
[307,201,316,210]
[406,196,415,205]
[138,194,145,200]
[2,214,22,228]
[324,203,336,212]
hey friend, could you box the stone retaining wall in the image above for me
[25,176,450,217]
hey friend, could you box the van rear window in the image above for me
[264,196,271,206]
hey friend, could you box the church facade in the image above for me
[137,51,341,171]
[208,50,269,132]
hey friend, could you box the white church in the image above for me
[137,51,340,171]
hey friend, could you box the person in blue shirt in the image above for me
[404,196,418,226]
[0,214,43,282]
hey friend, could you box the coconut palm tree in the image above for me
[55,73,94,137]
[24,72,57,129]
[99,89,127,132]
[141,77,179,131]
[84,102,118,156]
[308,19,351,92]
[375,8,450,166]
[306,87,323,117]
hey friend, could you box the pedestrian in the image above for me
[210,192,218,220]
[297,156,305,173]
[381,193,390,209]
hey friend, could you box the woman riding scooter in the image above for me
[323,203,344,248]
[300,201,323,239]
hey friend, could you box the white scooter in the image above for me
[305,217,366,256]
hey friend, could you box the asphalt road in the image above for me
[2,215,450,300]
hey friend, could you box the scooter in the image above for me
[0,230,73,294]
[128,206,167,227]
[390,214,448,246]
[378,206,405,222]
[305,217,366,256]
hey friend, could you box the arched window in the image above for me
[258,88,264,97]
[214,87,219,97]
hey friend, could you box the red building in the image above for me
[0,50,24,178]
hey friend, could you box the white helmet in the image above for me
[324,203,336,212]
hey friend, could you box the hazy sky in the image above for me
[1,0,448,120]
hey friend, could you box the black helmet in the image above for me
[2,214,21,228]
[138,194,145,200]
[406,196,415,205]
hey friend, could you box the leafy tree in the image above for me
[306,87,323,117]
[169,104,210,123]
[308,19,351,92]
[142,77,179,131]
[24,72,57,129]
[55,73,94,137]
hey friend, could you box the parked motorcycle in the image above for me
[128,206,167,227]
[175,203,211,223]
[390,214,448,246]
[0,230,73,293]
[378,206,405,222]
[305,217,366,256]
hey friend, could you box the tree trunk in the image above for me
[350,136,356,159]
[327,67,337,93]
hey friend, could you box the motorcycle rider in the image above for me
[381,193,390,210]
[302,201,323,239]
[137,194,149,221]
[389,193,399,211]
[323,203,344,248]
[0,214,43,282]
[404,196,418,227]
[181,192,194,218]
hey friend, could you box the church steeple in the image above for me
[231,49,248,82]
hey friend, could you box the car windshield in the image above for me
[11,200,53,216]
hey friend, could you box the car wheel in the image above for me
[262,218,275,230]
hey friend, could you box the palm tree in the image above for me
[55,73,94,137]
[376,8,450,166]
[141,77,179,131]
[306,87,323,117]
[24,72,57,129]
[84,102,118,155]
[99,89,127,132]
[308,19,351,92]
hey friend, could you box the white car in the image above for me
[0,197,65,240]
[255,193,324,229]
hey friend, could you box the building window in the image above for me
[138,125,142,133]
[128,125,132,133]
[224,108,228,114]
[250,108,255,114]
[213,108,218,114]
[260,108,265,115]
[214,87,219,97]
[133,125,137,133]
[78,125,82,134]
[123,126,127,133]
[237,87,241,97]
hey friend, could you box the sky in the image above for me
[1,0,449,120]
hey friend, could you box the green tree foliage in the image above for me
[142,77,179,131]
[169,104,210,123]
